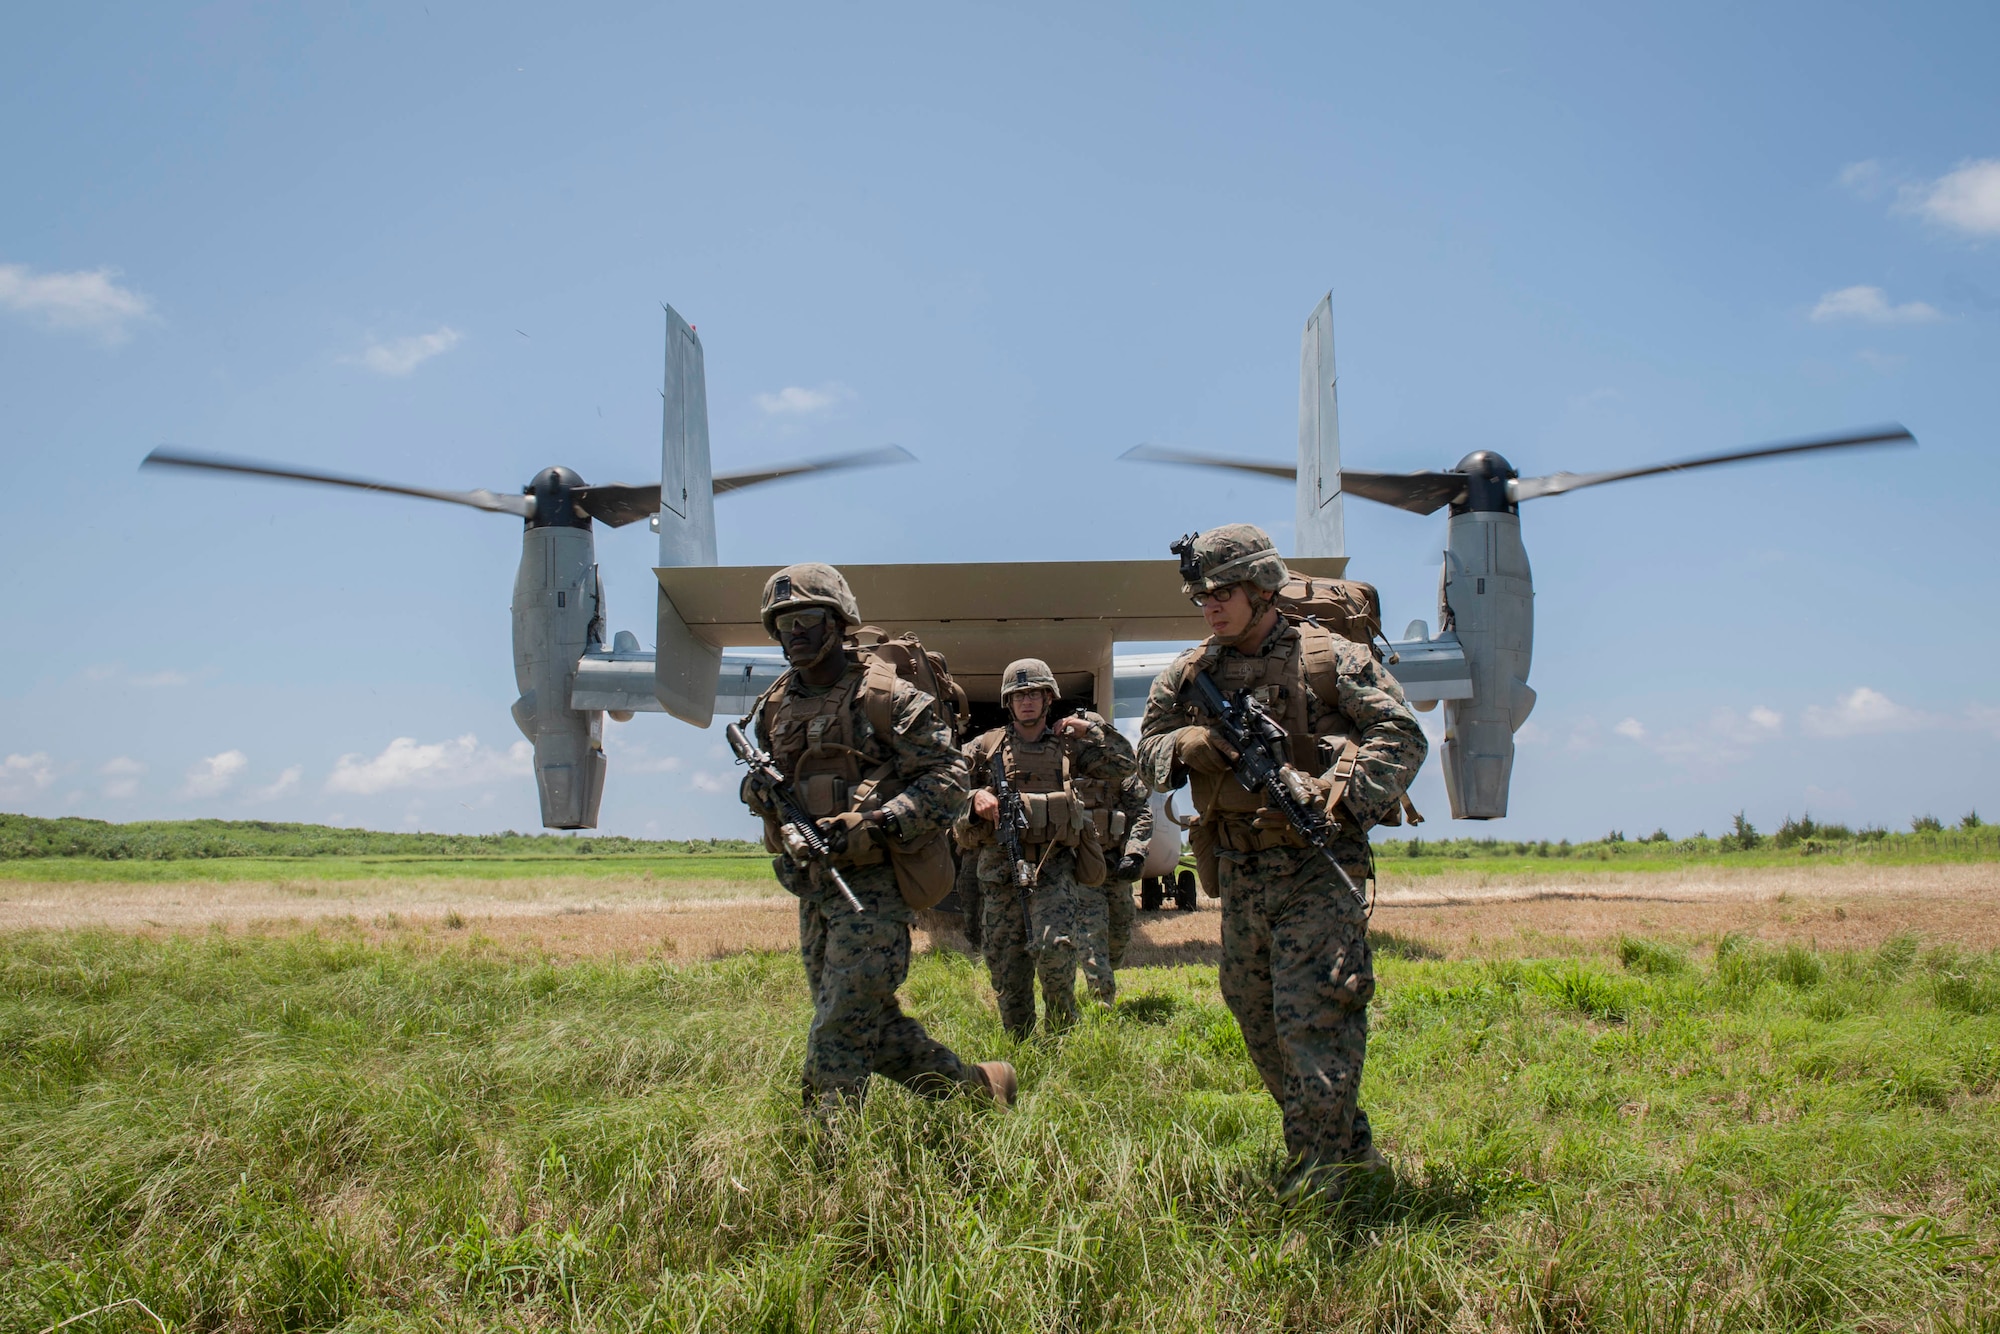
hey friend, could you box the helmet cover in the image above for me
[760,562,862,636]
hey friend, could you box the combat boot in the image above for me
[973,1061,1017,1110]
[1276,1147,1394,1206]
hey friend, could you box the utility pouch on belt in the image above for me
[1072,820,1107,887]
[887,827,956,909]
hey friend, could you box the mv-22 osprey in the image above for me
[145,295,1911,880]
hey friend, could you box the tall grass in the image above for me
[3,928,1997,1331]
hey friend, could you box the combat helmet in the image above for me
[760,562,862,637]
[1173,524,1289,596]
[999,658,1058,700]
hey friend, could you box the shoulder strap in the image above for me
[1177,638,1223,691]
[751,669,794,745]
[1295,621,1346,706]
[858,655,901,739]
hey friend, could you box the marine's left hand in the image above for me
[1056,715,1093,738]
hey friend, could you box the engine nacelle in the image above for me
[1437,506,1535,819]
[511,492,607,829]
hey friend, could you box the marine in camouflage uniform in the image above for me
[1088,773,1155,996]
[960,659,1136,1036]
[1136,526,1426,1197]
[741,563,1015,1115]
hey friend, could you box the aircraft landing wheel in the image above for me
[1140,876,1165,911]
[1174,869,1198,911]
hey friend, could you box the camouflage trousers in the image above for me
[785,859,982,1109]
[1104,878,1136,969]
[1216,843,1376,1172]
[954,852,984,951]
[978,845,1109,1036]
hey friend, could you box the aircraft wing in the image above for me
[573,558,1470,719]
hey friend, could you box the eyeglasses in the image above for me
[774,609,830,634]
[1189,587,1242,609]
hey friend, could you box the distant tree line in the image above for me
[1386,809,1992,861]
[0,815,760,862]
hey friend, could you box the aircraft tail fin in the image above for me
[1296,293,1345,558]
[654,303,722,724]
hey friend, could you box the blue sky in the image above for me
[2,2,1995,840]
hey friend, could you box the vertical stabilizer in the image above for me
[1295,294,1345,558]
[657,304,718,567]
[653,303,722,725]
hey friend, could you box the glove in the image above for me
[1254,769,1330,830]
[1114,852,1146,881]
[1175,726,1238,775]
[817,811,880,856]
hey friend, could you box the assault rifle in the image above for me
[726,722,866,914]
[990,743,1036,890]
[1188,671,1367,910]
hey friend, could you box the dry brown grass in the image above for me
[6,861,1997,962]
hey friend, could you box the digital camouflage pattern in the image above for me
[752,658,967,843]
[976,845,1105,1033]
[758,561,862,635]
[1137,614,1426,1181]
[748,653,978,1109]
[1135,619,1424,831]
[1178,523,1289,596]
[782,858,982,1106]
[966,713,1135,1035]
[1093,773,1155,990]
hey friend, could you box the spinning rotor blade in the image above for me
[1119,444,1298,481]
[141,447,534,518]
[711,444,915,496]
[1120,444,1467,515]
[1507,425,1915,503]
[568,481,660,528]
[1338,470,1469,516]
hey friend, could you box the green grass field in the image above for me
[4,926,1996,1332]
[0,853,781,886]
[6,813,1996,886]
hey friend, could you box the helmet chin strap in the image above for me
[1218,588,1281,652]
[808,620,848,670]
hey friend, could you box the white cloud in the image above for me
[689,771,726,793]
[247,765,302,800]
[1809,285,1940,325]
[348,326,462,376]
[1802,687,1929,738]
[0,263,155,342]
[1969,705,2000,740]
[131,670,191,688]
[1909,159,2000,237]
[1613,706,1782,772]
[754,382,853,417]
[1837,160,1886,197]
[100,756,144,799]
[325,734,530,795]
[180,749,248,799]
[1,753,57,799]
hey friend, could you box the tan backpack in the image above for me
[1274,575,1384,658]
[851,627,971,741]
[853,627,967,908]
